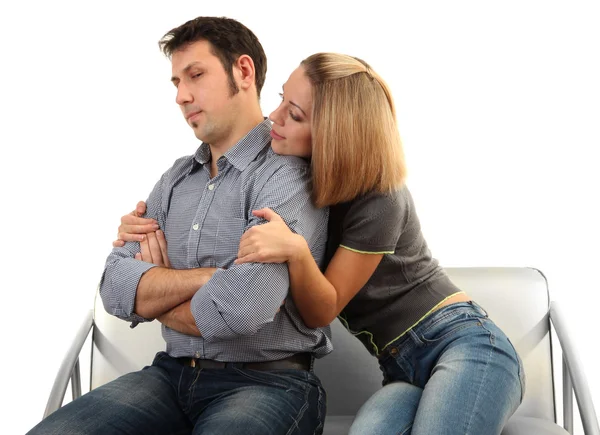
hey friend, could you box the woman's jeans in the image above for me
[349,301,525,435]
[27,351,326,435]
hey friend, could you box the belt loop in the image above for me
[471,300,488,317]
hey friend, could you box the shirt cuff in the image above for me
[110,258,157,320]
[191,269,237,342]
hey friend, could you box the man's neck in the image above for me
[208,112,265,178]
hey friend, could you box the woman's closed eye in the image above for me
[279,93,302,122]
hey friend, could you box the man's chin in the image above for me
[193,132,206,142]
[190,124,206,141]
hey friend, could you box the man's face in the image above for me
[170,40,238,143]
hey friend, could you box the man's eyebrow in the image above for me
[282,84,307,117]
[171,61,204,83]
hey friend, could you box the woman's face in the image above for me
[269,66,313,159]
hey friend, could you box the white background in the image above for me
[1,1,598,434]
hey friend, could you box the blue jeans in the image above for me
[28,352,326,435]
[349,301,525,435]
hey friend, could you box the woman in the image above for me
[116,53,525,435]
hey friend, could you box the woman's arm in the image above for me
[236,208,383,328]
[288,241,382,327]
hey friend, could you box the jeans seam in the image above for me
[313,382,325,435]
[174,362,187,412]
[285,379,311,435]
[187,367,204,413]
[463,324,495,434]
[515,356,525,402]
[505,338,526,402]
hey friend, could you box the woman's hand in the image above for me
[112,201,158,247]
[235,208,306,264]
[135,229,172,268]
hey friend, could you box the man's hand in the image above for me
[113,201,157,247]
[135,230,171,268]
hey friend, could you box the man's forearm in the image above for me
[158,300,201,336]
[135,267,216,319]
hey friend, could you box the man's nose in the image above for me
[176,82,193,106]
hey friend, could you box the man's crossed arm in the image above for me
[133,227,216,336]
[116,206,287,338]
[105,204,216,336]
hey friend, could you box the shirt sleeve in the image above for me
[192,161,329,342]
[98,170,169,325]
[339,190,406,254]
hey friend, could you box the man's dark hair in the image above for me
[159,16,267,97]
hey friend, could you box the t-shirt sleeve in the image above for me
[339,190,406,254]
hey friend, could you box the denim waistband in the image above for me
[378,300,488,359]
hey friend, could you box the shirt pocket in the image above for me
[213,217,247,267]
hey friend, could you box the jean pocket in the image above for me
[419,310,483,344]
[234,368,309,398]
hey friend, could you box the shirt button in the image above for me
[389,348,399,356]
[192,223,199,231]
[208,184,215,190]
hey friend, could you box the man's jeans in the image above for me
[28,351,326,435]
[349,301,526,435]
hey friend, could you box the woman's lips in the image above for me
[270,129,285,140]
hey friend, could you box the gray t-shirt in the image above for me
[326,185,461,356]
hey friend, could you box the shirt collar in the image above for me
[192,119,272,171]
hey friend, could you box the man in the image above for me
[28,16,330,435]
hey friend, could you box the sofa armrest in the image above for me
[43,310,94,418]
[550,302,600,435]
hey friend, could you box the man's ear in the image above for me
[234,54,256,92]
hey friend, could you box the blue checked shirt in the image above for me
[100,120,332,361]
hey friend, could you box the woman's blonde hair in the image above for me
[302,53,406,207]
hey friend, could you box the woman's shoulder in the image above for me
[346,185,413,215]
[327,186,414,234]
[328,186,414,253]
